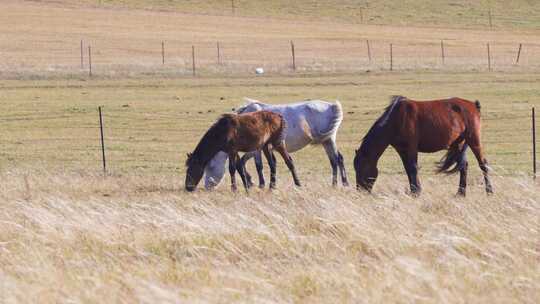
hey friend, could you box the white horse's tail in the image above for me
[316,100,343,142]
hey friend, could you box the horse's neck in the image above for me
[361,132,391,164]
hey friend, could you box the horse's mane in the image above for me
[359,95,404,154]
[186,114,235,167]
[236,98,266,114]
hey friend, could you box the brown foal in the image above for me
[185,111,301,192]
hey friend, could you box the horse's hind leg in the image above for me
[274,143,301,187]
[322,140,338,186]
[254,151,266,188]
[457,145,469,196]
[262,146,277,189]
[337,152,349,186]
[468,143,493,194]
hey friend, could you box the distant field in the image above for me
[45,0,540,30]
[2,1,540,78]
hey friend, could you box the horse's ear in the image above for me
[186,153,192,158]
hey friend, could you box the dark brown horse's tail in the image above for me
[437,134,468,174]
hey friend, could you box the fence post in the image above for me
[360,8,364,23]
[487,43,491,71]
[488,9,493,29]
[162,41,165,65]
[231,0,235,15]
[366,40,372,63]
[389,43,393,71]
[440,40,445,65]
[217,42,221,65]
[80,40,84,69]
[290,40,296,71]
[98,106,106,175]
[88,45,92,77]
[192,45,196,76]
[533,107,537,179]
[515,43,522,64]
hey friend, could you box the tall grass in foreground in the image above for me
[0,169,538,303]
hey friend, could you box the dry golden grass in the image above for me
[0,169,538,303]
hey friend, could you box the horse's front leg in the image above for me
[398,149,421,196]
[254,151,266,188]
[235,154,251,192]
[228,152,238,192]
[408,153,421,196]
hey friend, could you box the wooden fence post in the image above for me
[360,8,364,23]
[389,43,393,71]
[217,42,221,65]
[88,45,92,77]
[80,40,84,69]
[291,40,296,71]
[161,41,165,65]
[231,0,235,15]
[98,106,106,175]
[366,40,372,63]
[487,43,491,71]
[440,40,445,65]
[533,107,537,179]
[488,9,493,29]
[192,45,196,76]
[515,43,522,64]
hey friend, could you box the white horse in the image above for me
[204,98,349,189]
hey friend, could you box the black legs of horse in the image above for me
[397,150,421,196]
[232,144,300,191]
[322,140,349,187]
[240,141,349,188]
[469,145,494,195]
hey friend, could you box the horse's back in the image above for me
[396,97,481,152]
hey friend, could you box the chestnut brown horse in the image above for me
[354,95,493,196]
[185,111,301,192]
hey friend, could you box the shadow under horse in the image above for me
[185,111,301,192]
[353,95,493,196]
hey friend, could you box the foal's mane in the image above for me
[359,95,403,154]
[186,114,235,167]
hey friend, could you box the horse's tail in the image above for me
[317,100,343,141]
[437,134,468,174]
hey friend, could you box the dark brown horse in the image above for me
[185,111,301,192]
[354,96,493,196]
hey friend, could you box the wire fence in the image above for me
[0,107,536,177]
[2,38,540,79]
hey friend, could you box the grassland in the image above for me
[1,1,539,303]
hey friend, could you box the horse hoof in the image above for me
[259,184,265,189]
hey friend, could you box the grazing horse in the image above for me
[185,111,301,192]
[203,98,348,189]
[354,95,493,196]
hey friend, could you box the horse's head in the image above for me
[185,152,205,192]
[354,148,378,192]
